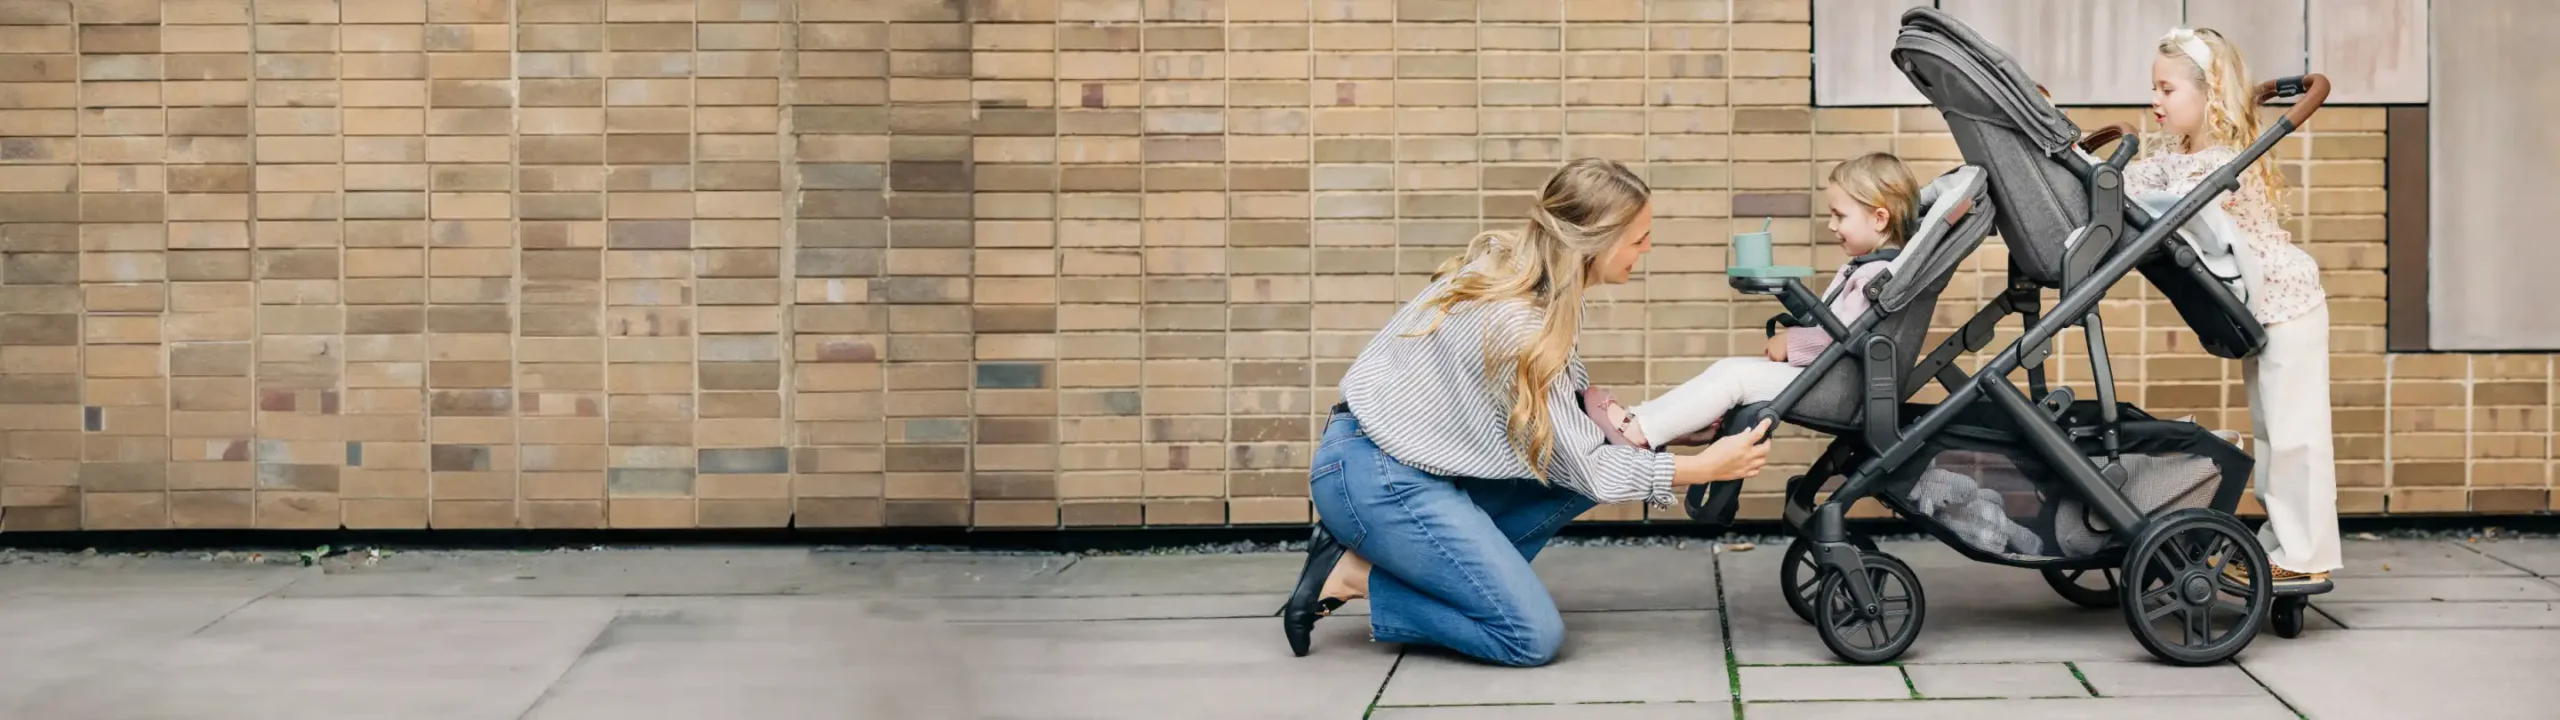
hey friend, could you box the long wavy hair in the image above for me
[1405,158,1651,480]
[2154,26,2289,219]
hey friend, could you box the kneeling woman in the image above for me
[1285,158,1775,666]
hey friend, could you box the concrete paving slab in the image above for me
[1904,662,2091,699]
[2333,540,2523,578]
[950,616,1399,720]
[518,598,981,720]
[1379,612,1726,706]
[0,559,303,598]
[1037,552,1303,597]
[1536,546,1721,612]
[2320,576,2560,602]
[2070,660,2268,697]
[0,591,273,717]
[14,596,617,720]
[277,548,1077,599]
[2313,600,2560,629]
[1744,696,2302,720]
[2242,629,2560,720]
[1737,666,1911,702]
[1371,703,1729,719]
[889,593,1294,622]
[2466,538,2560,576]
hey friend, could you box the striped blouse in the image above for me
[1338,259,1680,509]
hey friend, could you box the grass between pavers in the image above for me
[1359,653,1403,720]
[2065,661,2101,697]
[1711,549,1746,720]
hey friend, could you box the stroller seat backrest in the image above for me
[1788,165,1998,430]
[1891,7,2089,288]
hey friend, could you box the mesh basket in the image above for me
[1883,401,2252,562]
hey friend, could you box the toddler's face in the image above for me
[2149,55,2209,140]
[1822,184,1890,256]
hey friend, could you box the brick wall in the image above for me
[0,0,2546,533]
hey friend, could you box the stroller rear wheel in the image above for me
[1813,551,1925,664]
[1783,534,1881,624]
[2040,567,2120,609]
[2118,509,2271,666]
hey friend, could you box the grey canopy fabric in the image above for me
[1891,7,2082,157]
[1889,6,2090,286]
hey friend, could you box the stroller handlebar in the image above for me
[2253,74,2331,128]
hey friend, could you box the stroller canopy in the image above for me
[1888,6,2091,286]
[1891,7,2081,156]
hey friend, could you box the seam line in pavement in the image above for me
[1712,547,1744,719]
[509,597,626,720]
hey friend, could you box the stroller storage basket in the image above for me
[1877,400,2254,568]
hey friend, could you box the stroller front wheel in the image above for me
[1812,551,1925,664]
[2118,509,2271,666]
[1783,534,1881,624]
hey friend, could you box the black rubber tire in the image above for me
[2271,596,2307,639]
[1782,534,1882,624]
[2118,508,2271,666]
[2041,567,2121,609]
[1813,551,1925,664]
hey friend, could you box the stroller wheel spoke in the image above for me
[2186,602,2212,642]
[2143,595,2183,622]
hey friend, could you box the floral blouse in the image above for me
[2123,138,2327,327]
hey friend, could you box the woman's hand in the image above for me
[1763,334,1788,363]
[1670,419,1773,485]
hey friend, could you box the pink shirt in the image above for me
[1780,260,1895,367]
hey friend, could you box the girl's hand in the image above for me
[1763,334,1788,362]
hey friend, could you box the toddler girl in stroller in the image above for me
[1584,153,1921,453]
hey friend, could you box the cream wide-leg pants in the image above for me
[2242,302,2343,574]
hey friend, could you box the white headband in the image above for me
[2165,28,2213,70]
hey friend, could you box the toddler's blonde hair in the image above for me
[1827,153,1920,247]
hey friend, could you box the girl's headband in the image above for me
[2164,28,2213,71]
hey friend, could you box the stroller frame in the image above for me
[1678,8,2335,665]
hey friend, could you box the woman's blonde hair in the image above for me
[1409,158,1651,480]
[2156,26,2288,217]
[1827,153,1920,247]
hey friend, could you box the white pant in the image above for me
[1628,356,1804,445]
[2243,302,2342,574]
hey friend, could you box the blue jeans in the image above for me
[1309,409,1597,667]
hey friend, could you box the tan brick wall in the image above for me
[0,0,2545,532]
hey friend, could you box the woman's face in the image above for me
[1590,201,1655,285]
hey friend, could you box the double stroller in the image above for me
[1679,8,2332,666]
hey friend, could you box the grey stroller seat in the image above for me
[1676,7,2334,667]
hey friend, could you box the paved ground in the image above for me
[2,535,2556,719]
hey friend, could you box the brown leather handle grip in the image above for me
[2078,122,2135,153]
[2254,73,2331,127]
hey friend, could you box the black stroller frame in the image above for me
[1678,9,2334,666]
